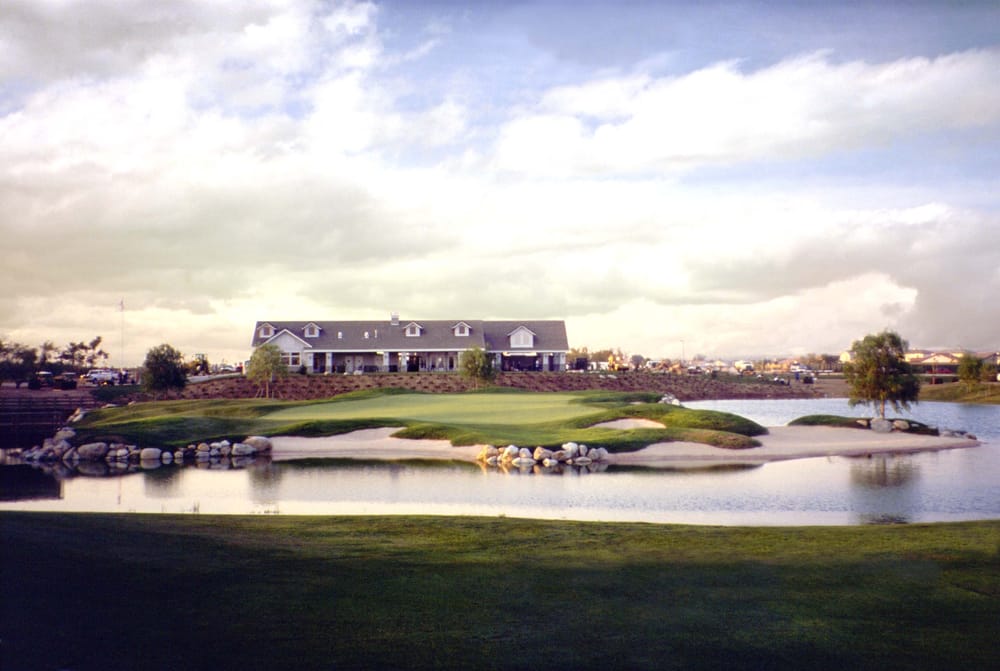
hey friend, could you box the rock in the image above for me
[518,447,533,459]
[562,442,579,456]
[51,439,73,458]
[892,420,910,431]
[161,451,173,464]
[77,442,110,460]
[574,456,593,465]
[511,457,535,468]
[591,447,609,461]
[503,445,520,460]
[243,436,273,453]
[578,444,589,457]
[533,447,553,461]
[485,456,499,466]
[231,443,256,457]
[542,458,560,467]
[871,418,893,434]
[53,428,76,442]
[478,445,499,461]
[140,447,162,461]
[551,450,568,462]
[197,442,211,452]
[855,419,870,428]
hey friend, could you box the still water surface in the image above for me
[2,399,998,525]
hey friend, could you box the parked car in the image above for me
[27,371,55,390]
[84,369,118,385]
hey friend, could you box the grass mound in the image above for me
[789,415,940,435]
[72,391,766,451]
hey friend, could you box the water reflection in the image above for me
[0,465,61,501]
[848,455,921,524]
[2,396,999,525]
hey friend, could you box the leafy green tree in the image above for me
[984,361,999,383]
[247,343,287,398]
[0,339,38,387]
[141,344,187,396]
[187,353,211,376]
[460,346,496,390]
[844,330,920,419]
[957,352,983,391]
[59,336,108,372]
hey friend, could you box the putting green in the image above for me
[262,392,598,425]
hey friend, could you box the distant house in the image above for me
[250,314,569,373]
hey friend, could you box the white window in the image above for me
[510,328,534,348]
[259,325,273,338]
[406,323,421,337]
[454,323,469,337]
[304,324,319,338]
[280,352,301,366]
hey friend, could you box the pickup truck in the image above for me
[84,369,118,385]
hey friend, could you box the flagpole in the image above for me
[120,298,125,371]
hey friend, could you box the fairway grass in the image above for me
[2,513,997,671]
[73,390,765,450]
[262,392,594,423]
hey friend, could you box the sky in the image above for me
[2,0,999,368]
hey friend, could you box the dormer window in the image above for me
[259,324,274,338]
[509,326,535,348]
[405,322,422,337]
[453,322,470,337]
[304,323,320,338]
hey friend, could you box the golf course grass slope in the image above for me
[72,390,766,451]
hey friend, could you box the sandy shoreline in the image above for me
[270,425,981,467]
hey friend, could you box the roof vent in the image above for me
[390,312,399,325]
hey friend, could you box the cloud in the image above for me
[493,49,1000,176]
[0,2,996,365]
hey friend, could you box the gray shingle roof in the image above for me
[252,319,568,352]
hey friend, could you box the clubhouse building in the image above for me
[251,315,569,374]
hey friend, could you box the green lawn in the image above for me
[73,390,766,451]
[262,391,594,423]
[2,513,997,671]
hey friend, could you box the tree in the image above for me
[59,336,108,372]
[187,353,211,376]
[247,343,287,398]
[843,330,920,419]
[957,352,983,391]
[0,339,39,387]
[142,344,187,396]
[459,346,496,390]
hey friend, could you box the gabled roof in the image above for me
[251,319,569,352]
[264,328,312,349]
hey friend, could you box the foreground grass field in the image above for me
[73,390,766,451]
[2,513,997,670]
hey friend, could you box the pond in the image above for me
[1,400,998,525]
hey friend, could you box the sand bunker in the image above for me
[591,418,666,429]
[269,425,979,467]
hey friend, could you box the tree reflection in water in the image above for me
[849,455,920,524]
